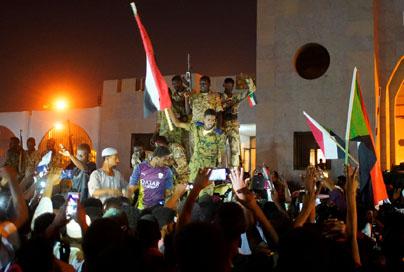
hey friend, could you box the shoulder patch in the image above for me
[214,128,224,135]
[195,121,204,127]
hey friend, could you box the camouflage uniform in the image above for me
[4,149,22,173]
[157,88,189,147]
[168,143,189,185]
[188,122,225,182]
[189,92,223,123]
[221,90,249,167]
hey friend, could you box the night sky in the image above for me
[0,0,256,111]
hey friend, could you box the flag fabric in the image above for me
[248,91,257,107]
[36,151,52,176]
[303,111,344,160]
[345,67,388,206]
[130,3,171,117]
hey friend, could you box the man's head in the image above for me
[200,75,211,93]
[77,143,91,163]
[270,171,279,182]
[172,75,184,92]
[46,138,56,151]
[9,137,20,150]
[27,137,36,150]
[153,136,169,148]
[223,78,234,93]
[203,109,217,130]
[151,146,171,167]
[102,147,119,168]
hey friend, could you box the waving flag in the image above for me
[345,67,387,206]
[130,3,171,117]
[303,111,344,160]
[246,78,257,108]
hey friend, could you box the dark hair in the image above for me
[204,108,216,117]
[33,213,56,238]
[175,222,228,272]
[82,218,128,272]
[151,206,176,229]
[82,197,103,209]
[200,75,211,84]
[78,143,91,153]
[51,194,66,210]
[153,146,171,158]
[172,75,182,82]
[10,137,19,143]
[154,136,169,146]
[224,77,234,84]
[27,137,36,143]
[214,202,246,242]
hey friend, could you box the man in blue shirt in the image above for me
[128,146,173,209]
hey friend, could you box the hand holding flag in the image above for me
[245,78,257,107]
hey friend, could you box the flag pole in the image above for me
[345,67,357,166]
[164,108,173,131]
[329,134,359,165]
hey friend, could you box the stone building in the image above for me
[256,0,403,180]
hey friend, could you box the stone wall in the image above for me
[256,0,376,180]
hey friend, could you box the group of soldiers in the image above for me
[132,75,254,186]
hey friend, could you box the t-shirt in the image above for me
[129,161,173,209]
[68,162,96,201]
[88,169,126,203]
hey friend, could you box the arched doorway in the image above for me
[0,126,16,166]
[38,122,95,166]
[394,82,404,165]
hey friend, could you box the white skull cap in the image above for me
[101,147,118,157]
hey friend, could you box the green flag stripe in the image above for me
[349,80,369,140]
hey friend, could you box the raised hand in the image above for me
[345,166,358,196]
[192,168,212,192]
[59,144,70,157]
[245,78,256,92]
[229,167,250,201]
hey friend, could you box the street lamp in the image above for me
[54,99,69,111]
[54,122,64,130]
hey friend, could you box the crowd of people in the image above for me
[0,75,402,271]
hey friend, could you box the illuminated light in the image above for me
[54,99,68,111]
[54,122,64,130]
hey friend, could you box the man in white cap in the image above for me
[88,147,127,203]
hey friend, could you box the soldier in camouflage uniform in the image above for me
[156,75,190,149]
[153,136,189,185]
[3,137,23,175]
[188,75,223,124]
[187,75,223,159]
[169,108,225,185]
[221,78,249,167]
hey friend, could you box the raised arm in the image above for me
[345,166,361,267]
[0,166,28,229]
[177,169,211,231]
[230,168,279,245]
[167,108,190,130]
[59,145,88,171]
[293,167,318,228]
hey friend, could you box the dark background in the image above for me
[0,0,256,111]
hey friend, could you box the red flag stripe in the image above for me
[133,7,171,110]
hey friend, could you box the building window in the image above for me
[294,43,330,80]
[293,132,331,170]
